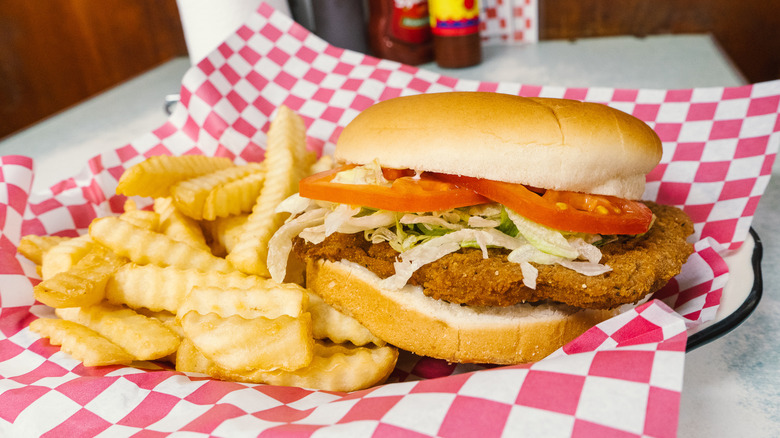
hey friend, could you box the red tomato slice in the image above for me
[434,174,653,235]
[298,165,490,212]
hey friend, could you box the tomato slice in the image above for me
[434,174,653,235]
[299,165,490,212]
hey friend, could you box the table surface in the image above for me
[2,34,777,437]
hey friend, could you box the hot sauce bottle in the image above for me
[428,0,482,68]
[368,0,434,65]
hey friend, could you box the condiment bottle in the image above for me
[312,0,369,53]
[368,0,434,65]
[428,0,482,68]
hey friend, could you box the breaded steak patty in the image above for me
[293,202,694,310]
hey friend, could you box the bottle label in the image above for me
[391,0,432,44]
[429,0,480,36]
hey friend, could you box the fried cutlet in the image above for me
[293,202,694,310]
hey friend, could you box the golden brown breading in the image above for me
[293,202,694,310]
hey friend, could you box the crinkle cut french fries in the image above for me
[19,106,398,392]
[227,106,317,277]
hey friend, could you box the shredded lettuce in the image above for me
[557,260,611,276]
[268,182,614,288]
[504,208,579,259]
[507,244,560,265]
[468,216,500,228]
[275,193,313,217]
[382,228,526,290]
[497,207,519,237]
[400,214,463,230]
[331,160,388,186]
[324,204,361,236]
[568,237,604,264]
[520,262,538,289]
[267,208,329,282]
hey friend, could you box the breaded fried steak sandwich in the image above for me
[267,92,694,364]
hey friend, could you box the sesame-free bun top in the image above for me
[334,92,662,199]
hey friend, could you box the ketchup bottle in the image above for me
[428,0,482,68]
[368,0,434,65]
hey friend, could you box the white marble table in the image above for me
[2,34,777,436]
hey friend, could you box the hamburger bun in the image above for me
[335,92,662,199]
[306,258,615,364]
[279,92,691,366]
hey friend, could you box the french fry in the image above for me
[201,169,266,221]
[123,198,139,211]
[17,235,69,266]
[175,337,213,374]
[116,155,234,198]
[29,318,134,366]
[177,283,313,372]
[153,197,210,251]
[176,338,397,392]
[135,308,184,338]
[296,150,318,182]
[200,214,249,257]
[227,106,308,276]
[40,234,94,280]
[26,111,398,390]
[119,209,160,231]
[307,291,384,346]
[171,163,264,220]
[135,307,177,322]
[55,304,180,361]
[178,284,307,320]
[307,154,335,175]
[180,311,313,372]
[89,216,234,273]
[211,341,399,392]
[105,264,269,312]
[34,244,126,308]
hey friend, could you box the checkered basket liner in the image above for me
[481,0,539,44]
[1,3,778,437]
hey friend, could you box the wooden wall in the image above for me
[539,0,780,85]
[1,0,778,139]
[0,0,187,139]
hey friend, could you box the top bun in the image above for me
[335,92,662,199]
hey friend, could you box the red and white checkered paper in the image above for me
[481,0,539,44]
[2,3,779,437]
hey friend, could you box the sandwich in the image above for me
[267,92,694,364]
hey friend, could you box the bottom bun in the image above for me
[305,259,616,364]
